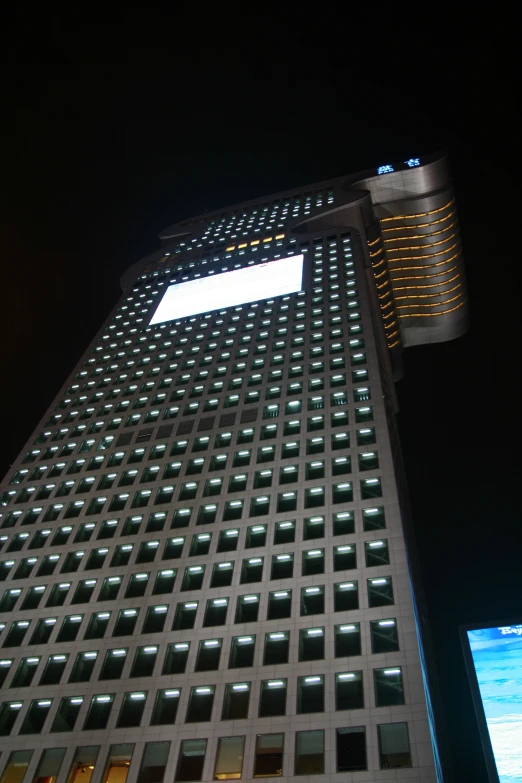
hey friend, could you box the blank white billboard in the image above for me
[150,254,304,325]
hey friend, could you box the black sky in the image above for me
[1,11,519,780]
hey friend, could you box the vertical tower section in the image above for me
[353,154,468,347]
[0,162,464,783]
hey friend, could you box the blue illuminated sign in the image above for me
[377,164,394,175]
[405,158,420,167]
[466,624,522,781]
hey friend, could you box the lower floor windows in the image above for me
[0,724,414,779]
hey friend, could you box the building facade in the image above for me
[0,153,466,783]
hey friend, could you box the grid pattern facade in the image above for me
[0,190,439,783]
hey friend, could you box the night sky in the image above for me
[2,13,519,781]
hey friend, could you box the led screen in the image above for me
[150,254,304,325]
[466,624,522,781]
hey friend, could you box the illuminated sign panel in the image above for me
[150,254,304,325]
[465,624,522,781]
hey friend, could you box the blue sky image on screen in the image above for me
[150,254,304,324]
[468,625,522,781]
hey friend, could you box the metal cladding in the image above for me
[146,152,468,366]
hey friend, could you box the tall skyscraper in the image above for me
[0,152,466,783]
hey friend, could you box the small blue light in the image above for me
[405,158,420,167]
[377,165,394,175]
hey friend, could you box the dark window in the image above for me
[297,675,324,713]
[267,590,292,620]
[217,528,239,552]
[153,568,176,595]
[186,686,215,722]
[151,689,180,725]
[334,544,356,571]
[374,667,405,706]
[181,565,205,591]
[368,577,394,607]
[365,538,390,566]
[117,692,147,728]
[83,694,114,730]
[195,639,222,671]
[377,723,412,769]
[336,726,367,771]
[113,608,139,636]
[270,553,293,580]
[253,733,284,778]
[69,651,97,683]
[40,653,68,685]
[362,506,385,531]
[29,618,55,645]
[131,646,158,677]
[263,632,289,665]
[273,520,295,545]
[11,656,39,687]
[50,696,83,732]
[203,598,228,626]
[259,679,286,717]
[19,698,53,734]
[172,602,198,631]
[137,742,170,783]
[241,557,263,583]
[100,648,128,680]
[229,635,255,668]
[295,730,324,775]
[333,510,354,536]
[163,642,189,674]
[334,581,359,611]
[222,683,250,720]
[210,561,234,588]
[370,618,399,653]
[301,585,324,616]
[84,611,110,639]
[125,573,148,599]
[175,740,206,782]
[299,627,324,661]
[142,605,168,634]
[243,523,265,548]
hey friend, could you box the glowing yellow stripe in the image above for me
[393,272,460,291]
[386,232,457,253]
[380,199,454,223]
[367,237,380,247]
[383,217,456,241]
[399,300,466,318]
[394,282,463,301]
[387,242,458,263]
[388,339,401,349]
[387,329,400,340]
[391,265,457,283]
[369,246,384,258]
[396,293,463,310]
[382,210,455,234]
[372,257,386,269]
[389,251,461,272]
[374,268,388,280]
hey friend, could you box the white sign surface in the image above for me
[150,254,304,324]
